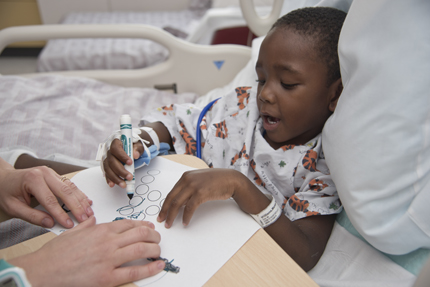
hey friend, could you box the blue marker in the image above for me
[120,114,135,199]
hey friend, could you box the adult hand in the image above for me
[157,168,248,228]
[0,158,93,228]
[9,217,165,287]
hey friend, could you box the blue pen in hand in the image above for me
[120,114,135,199]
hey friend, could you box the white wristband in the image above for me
[140,127,160,150]
[250,195,282,228]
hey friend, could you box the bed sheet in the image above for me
[0,75,198,161]
[309,221,416,287]
[37,10,207,72]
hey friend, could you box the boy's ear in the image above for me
[328,78,343,112]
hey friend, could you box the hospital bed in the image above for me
[0,23,252,163]
[0,0,429,286]
[34,0,212,71]
[35,0,277,72]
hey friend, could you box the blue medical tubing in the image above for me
[196,98,220,159]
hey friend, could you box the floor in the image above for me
[0,57,38,75]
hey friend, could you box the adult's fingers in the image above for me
[109,219,156,234]
[23,168,74,228]
[62,215,97,234]
[10,199,56,228]
[115,224,161,249]
[114,242,161,268]
[111,260,165,287]
[44,173,94,224]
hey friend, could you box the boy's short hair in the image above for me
[271,7,347,86]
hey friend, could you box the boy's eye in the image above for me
[256,79,266,85]
[281,82,297,90]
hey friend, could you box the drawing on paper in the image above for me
[114,169,165,222]
[114,168,181,276]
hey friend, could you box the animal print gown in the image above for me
[141,87,342,221]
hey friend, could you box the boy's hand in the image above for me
[157,169,245,228]
[103,139,144,188]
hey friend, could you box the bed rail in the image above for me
[0,24,251,95]
[239,0,283,37]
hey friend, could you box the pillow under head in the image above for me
[323,0,430,255]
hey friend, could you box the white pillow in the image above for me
[323,0,430,255]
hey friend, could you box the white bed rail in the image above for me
[0,24,251,95]
[239,0,283,36]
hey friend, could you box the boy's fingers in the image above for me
[111,139,132,165]
[133,142,144,159]
[103,158,127,188]
[105,149,134,186]
[159,186,191,229]
[181,197,200,227]
[158,176,185,220]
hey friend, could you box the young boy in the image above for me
[103,7,346,271]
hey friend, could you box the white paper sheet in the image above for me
[42,157,261,287]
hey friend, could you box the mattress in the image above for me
[37,9,207,72]
[0,75,199,161]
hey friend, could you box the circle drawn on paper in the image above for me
[130,196,144,206]
[141,175,155,184]
[135,184,149,195]
[148,169,161,175]
[117,205,134,215]
[117,196,145,215]
[148,190,162,202]
[146,205,160,216]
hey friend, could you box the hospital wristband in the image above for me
[250,195,282,228]
[139,127,160,150]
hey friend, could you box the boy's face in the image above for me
[256,27,338,149]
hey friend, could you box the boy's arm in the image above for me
[234,174,336,272]
[134,122,174,156]
[103,122,172,188]
[264,211,336,271]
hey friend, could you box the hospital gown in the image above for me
[141,86,342,221]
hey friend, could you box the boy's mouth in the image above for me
[262,115,280,130]
[266,116,280,124]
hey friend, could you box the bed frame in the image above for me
[0,24,251,95]
[239,0,283,36]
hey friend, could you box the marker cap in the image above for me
[120,114,132,125]
[126,184,134,193]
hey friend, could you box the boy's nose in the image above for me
[258,84,276,104]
